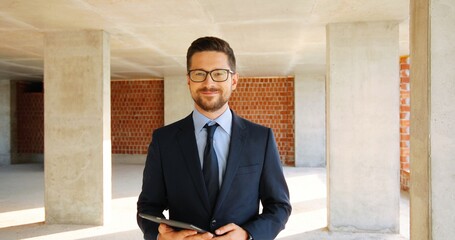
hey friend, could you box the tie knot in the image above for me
[204,123,219,139]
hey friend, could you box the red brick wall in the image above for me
[400,56,411,191]
[15,77,294,166]
[230,77,295,166]
[111,80,164,154]
[16,82,44,153]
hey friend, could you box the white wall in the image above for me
[294,73,326,167]
[164,75,194,125]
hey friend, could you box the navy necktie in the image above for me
[203,123,219,211]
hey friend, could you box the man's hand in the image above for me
[213,223,249,240]
[158,224,214,240]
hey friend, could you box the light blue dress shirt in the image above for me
[193,108,232,188]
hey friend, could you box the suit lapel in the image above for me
[213,112,247,215]
[176,114,211,215]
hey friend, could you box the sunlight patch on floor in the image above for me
[0,208,44,229]
[2,197,140,240]
[277,208,327,239]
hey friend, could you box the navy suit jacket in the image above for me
[137,111,291,240]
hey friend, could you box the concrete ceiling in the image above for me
[0,0,409,80]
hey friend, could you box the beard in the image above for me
[193,87,230,112]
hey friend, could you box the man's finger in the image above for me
[197,232,214,240]
[177,229,198,238]
[215,223,237,235]
[158,223,174,233]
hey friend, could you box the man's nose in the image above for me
[203,73,216,83]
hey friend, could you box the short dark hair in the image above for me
[186,36,236,72]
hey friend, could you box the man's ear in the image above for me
[231,73,239,91]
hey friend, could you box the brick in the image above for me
[16,82,44,153]
[401,63,410,70]
[230,77,295,165]
[402,134,410,141]
[400,156,409,163]
[400,119,410,127]
[400,113,409,119]
[400,56,410,64]
[400,91,410,99]
[401,76,410,83]
[111,79,164,154]
[401,105,411,112]
[400,127,409,134]
[400,69,410,78]
[401,162,410,170]
[400,83,409,91]
[401,148,410,156]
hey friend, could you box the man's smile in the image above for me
[198,88,220,96]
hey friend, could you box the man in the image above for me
[137,36,291,240]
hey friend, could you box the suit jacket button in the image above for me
[211,220,216,226]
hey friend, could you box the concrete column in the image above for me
[44,30,111,225]
[326,22,400,233]
[294,73,326,167]
[0,80,11,165]
[9,80,18,164]
[164,75,193,125]
[410,0,455,239]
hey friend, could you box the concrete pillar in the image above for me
[44,30,111,225]
[0,80,11,165]
[326,22,400,233]
[410,0,455,239]
[164,75,193,125]
[9,80,18,164]
[294,73,326,167]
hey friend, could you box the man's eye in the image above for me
[213,71,226,77]
[194,72,206,77]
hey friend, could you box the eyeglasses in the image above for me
[188,69,234,82]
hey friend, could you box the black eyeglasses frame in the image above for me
[187,69,235,82]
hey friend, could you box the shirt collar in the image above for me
[192,107,232,136]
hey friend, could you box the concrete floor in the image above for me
[0,163,409,240]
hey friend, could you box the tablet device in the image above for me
[138,213,209,233]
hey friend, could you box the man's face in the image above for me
[187,51,238,114]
